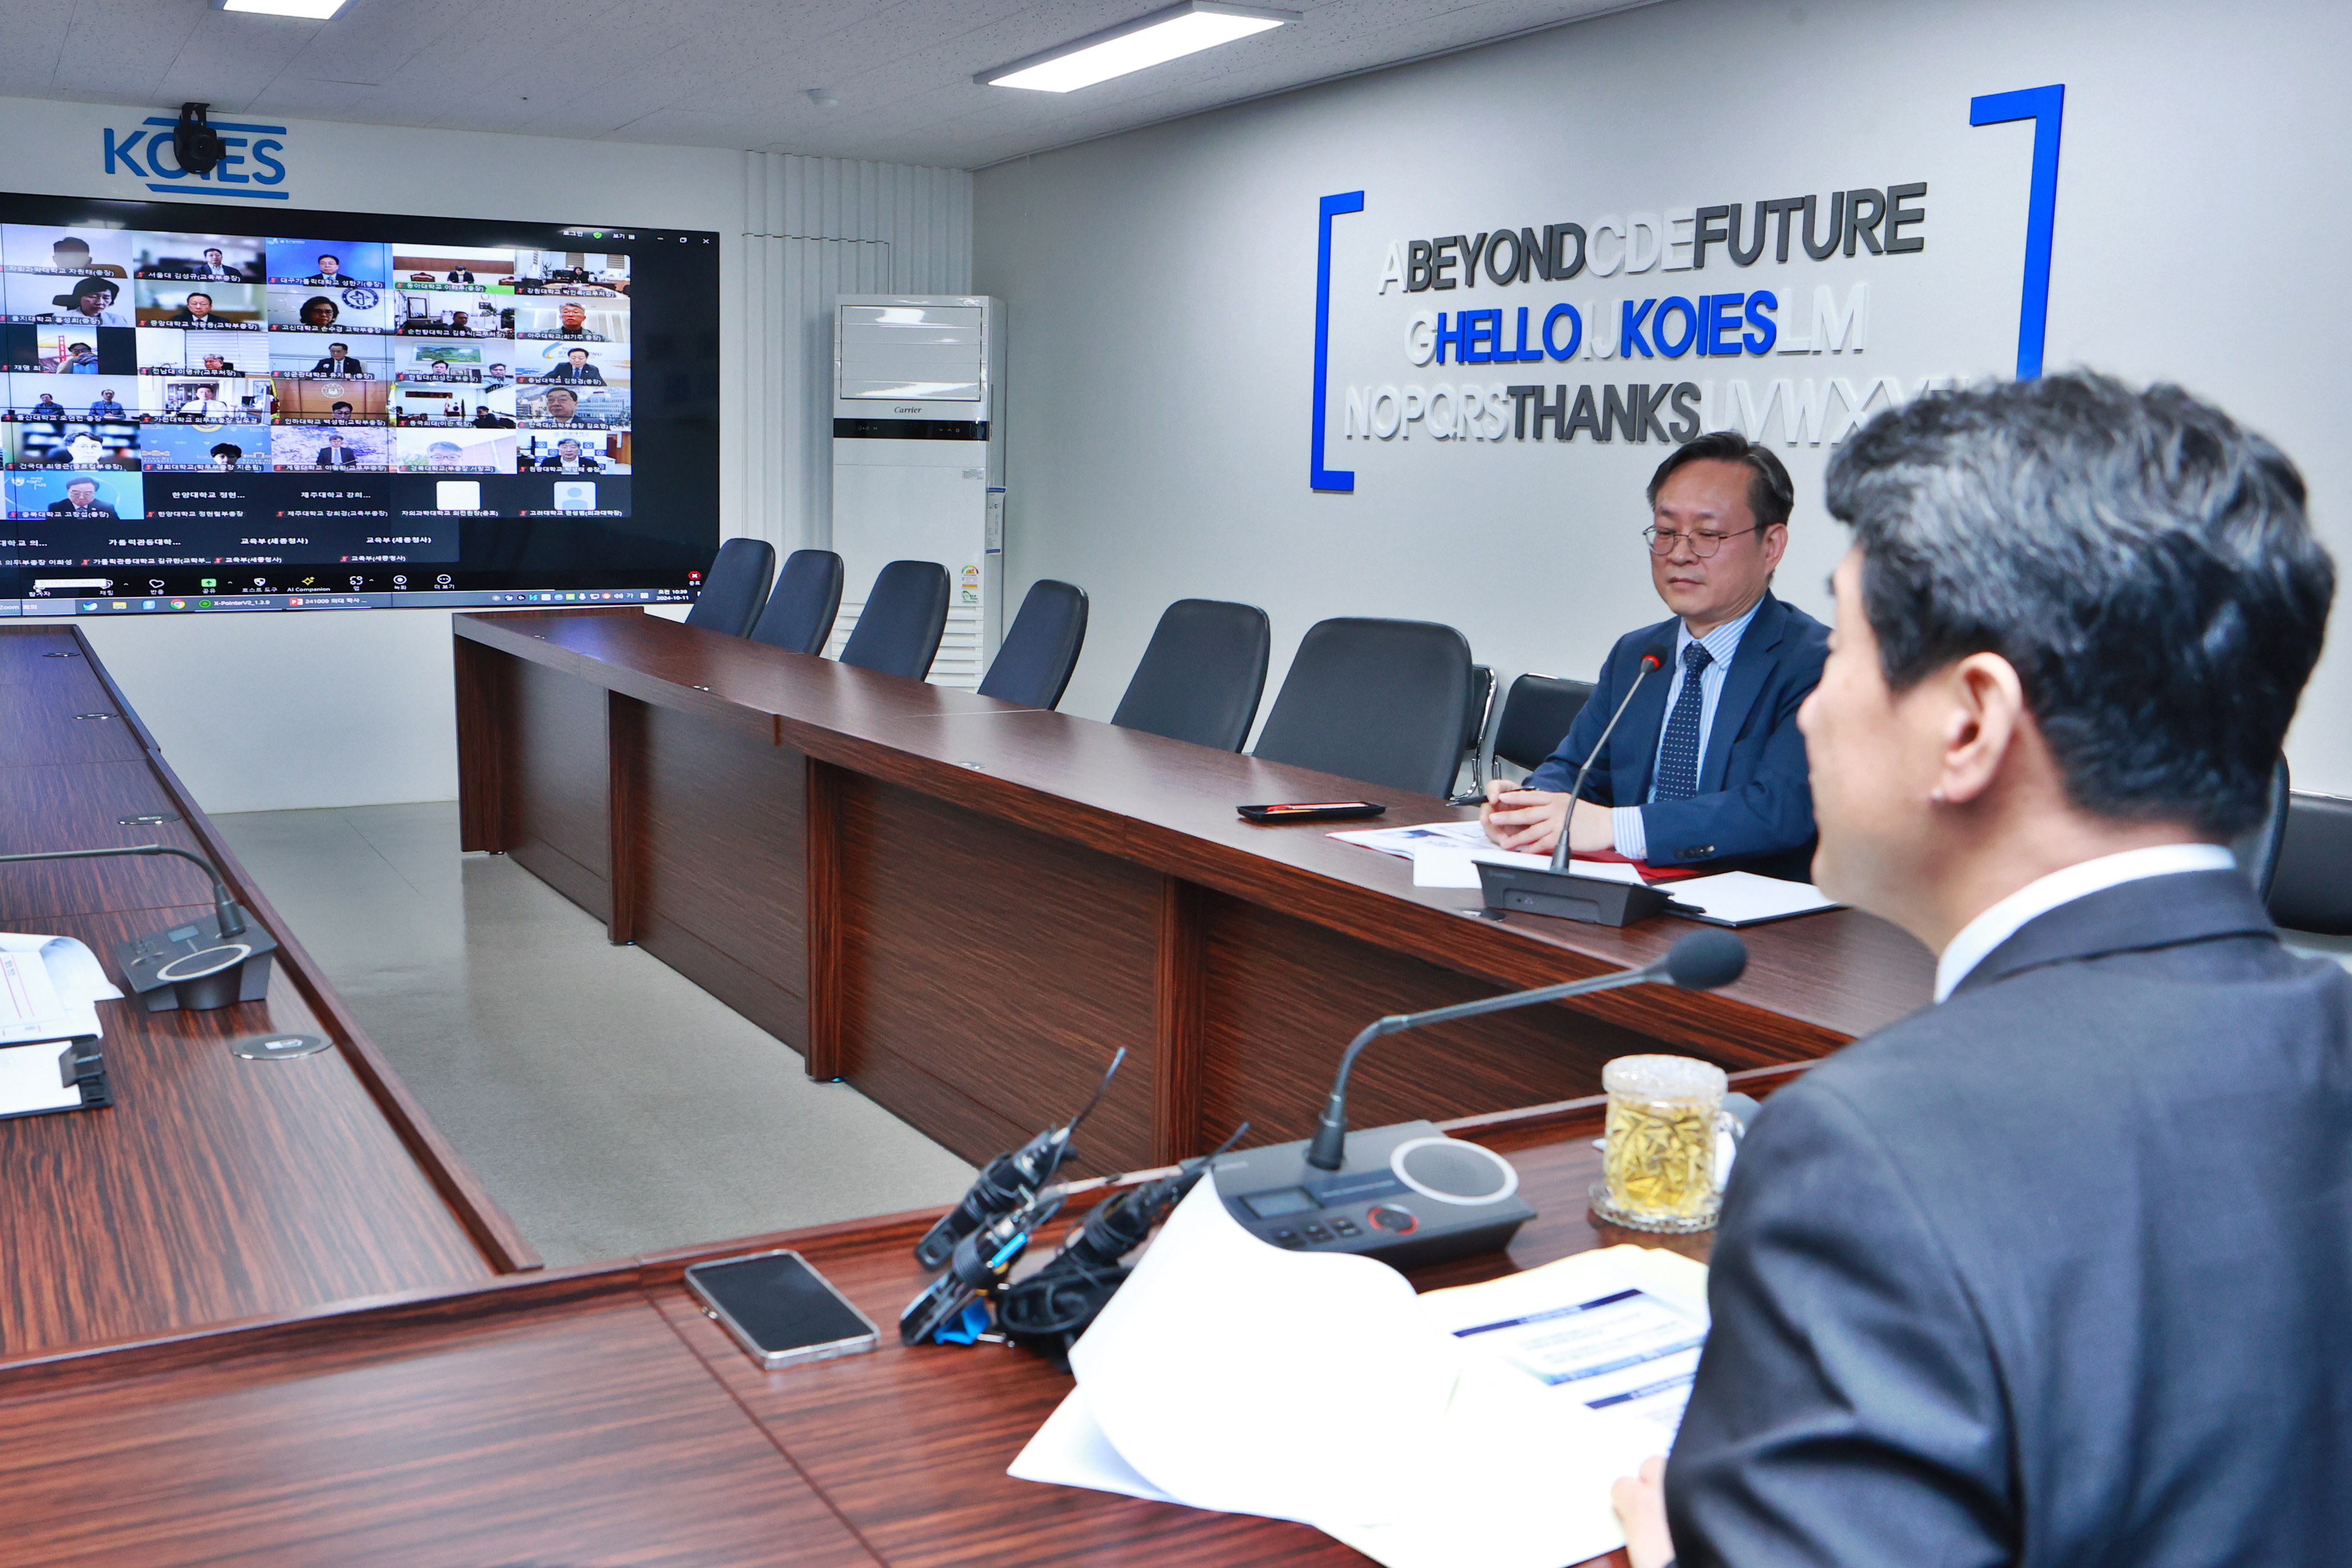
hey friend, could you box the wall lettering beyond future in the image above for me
[1342,186,1942,456]
[1309,87,2067,491]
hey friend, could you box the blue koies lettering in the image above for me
[101,118,294,200]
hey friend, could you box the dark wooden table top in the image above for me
[0,623,531,1363]
[459,608,1934,1065]
[0,1076,1766,1566]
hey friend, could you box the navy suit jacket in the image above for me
[1525,592,1827,877]
[1670,870,2352,1566]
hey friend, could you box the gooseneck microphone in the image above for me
[0,842,278,1011]
[1548,642,1673,872]
[0,844,245,939]
[1302,929,1748,1171]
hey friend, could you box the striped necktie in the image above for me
[1653,642,1714,801]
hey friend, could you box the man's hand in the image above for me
[1611,1456,1676,1568]
[1479,781,1616,855]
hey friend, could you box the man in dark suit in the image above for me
[314,433,358,467]
[536,437,601,473]
[310,343,366,377]
[46,479,118,518]
[1484,433,1827,878]
[1608,373,2344,1568]
[544,346,606,385]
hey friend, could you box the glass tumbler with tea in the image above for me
[1591,1054,1743,1233]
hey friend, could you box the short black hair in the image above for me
[1647,431,1795,532]
[210,443,242,460]
[1826,371,2333,837]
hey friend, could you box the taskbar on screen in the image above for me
[4,585,697,616]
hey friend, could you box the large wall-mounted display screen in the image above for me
[0,191,718,617]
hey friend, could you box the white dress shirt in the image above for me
[1933,842,2239,1001]
[1611,597,1764,861]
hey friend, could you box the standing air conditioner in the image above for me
[828,296,1003,687]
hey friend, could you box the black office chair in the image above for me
[681,538,774,638]
[1448,664,1499,803]
[977,579,1089,708]
[838,559,950,681]
[1251,617,1472,797]
[1110,599,1271,752]
[1490,673,1596,778]
[747,549,845,656]
[2230,757,2291,904]
[2265,789,2352,936]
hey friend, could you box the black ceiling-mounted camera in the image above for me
[174,103,226,177]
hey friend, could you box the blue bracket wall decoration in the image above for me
[1969,83,2066,380]
[1311,189,1365,492]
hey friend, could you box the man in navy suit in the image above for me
[1608,373,2343,1568]
[1484,432,1828,878]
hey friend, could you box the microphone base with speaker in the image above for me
[1211,1120,1535,1271]
[114,908,278,1012]
[1476,861,1669,926]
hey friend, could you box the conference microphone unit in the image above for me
[0,843,278,1011]
[1479,641,1676,926]
[1210,931,1748,1270]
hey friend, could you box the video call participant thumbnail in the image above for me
[513,299,625,342]
[135,326,252,375]
[7,469,141,519]
[265,283,393,336]
[518,432,629,474]
[136,422,267,472]
[134,280,265,329]
[396,428,512,472]
[42,277,131,327]
[272,425,387,470]
[3,225,134,276]
[521,385,629,427]
[49,476,118,516]
[132,235,263,283]
[542,347,606,385]
[263,240,390,287]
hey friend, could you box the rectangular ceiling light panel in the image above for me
[981,2,1298,93]
[217,0,349,18]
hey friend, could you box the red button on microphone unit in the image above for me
[1368,1204,1417,1235]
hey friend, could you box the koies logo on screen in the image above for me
[102,116,292,201]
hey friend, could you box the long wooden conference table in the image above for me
[452,606,1932,1174]
[0,616,1902,1562]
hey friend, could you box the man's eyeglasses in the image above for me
[1642,524,1760,558]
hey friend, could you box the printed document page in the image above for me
[0,933,116,1046]
[0,1041,84,1116]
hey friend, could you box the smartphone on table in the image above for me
[684,1249,880,1370]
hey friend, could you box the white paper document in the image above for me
[1411,844,1658,891]
[1331,818,1491,860]
[1424,1247,1712,1447]
[1010,1178,1714,1568]
[1662,871,1840,927]
[0,932,117,1047]
[0,1040,85,1116]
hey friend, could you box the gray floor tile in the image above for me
[213,801,974,1268]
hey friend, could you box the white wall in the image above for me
[0,97,968,813]
[973,0,2352,793]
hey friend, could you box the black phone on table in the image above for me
[684,1249,880,1370]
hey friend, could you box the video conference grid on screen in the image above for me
[0,198,714,611]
